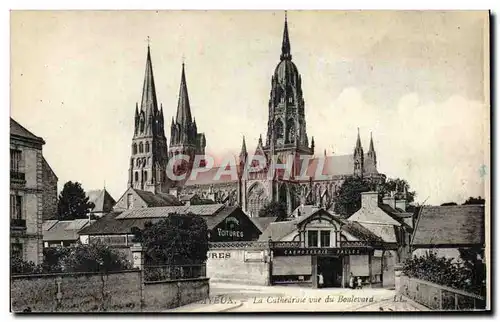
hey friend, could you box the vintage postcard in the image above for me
[9,10,490,313]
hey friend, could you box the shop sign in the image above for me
[273,247,372,257]
[244,250,265,262]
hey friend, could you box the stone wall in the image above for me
[207,249,270,285]
[11,270,142,312]
[11,270,210,313]
[143,278,209,311]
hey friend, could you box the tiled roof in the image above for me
[292,205,320,218]
[10,118,45,144]
[43,219,93,241]
[378,203,413,228]
[42,220,59,232]
[258,209,384,243]
[80,206,242,235]
[115,204,225,219]
[258,220,297,241]
[87,189,116,213]
[133,189,182,207]
[358,222,398,243]
[78,213,155,235]
[412,205,485,246]
[250,217,278,233]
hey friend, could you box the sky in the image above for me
[10,10,489,205]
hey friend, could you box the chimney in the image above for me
[361,191,379,209]
[396,199,407,212]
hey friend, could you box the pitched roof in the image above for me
[80,206,245,235]
[133,189,182,207]
[258,209,384,243]
[78,213,154,236]
[412,205,485,247]
[258,220,297,241]
[357,222,398,243]
[302,154,378,181]
[43,219,93,241]
[115,203,225,219]
[87,189,116,213]
[10,118,45,144]
[184,166,239,186]
[377,203,413,229]
[250,217,278,233]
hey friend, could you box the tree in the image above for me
[258,201,287,221]
[463,196,485,205]
[57,181,95,220]
[441,202,458,206]
[140,213,209,265]
[334,177,374,217]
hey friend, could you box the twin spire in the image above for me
[355,128,376,153]
[176,62,193,126]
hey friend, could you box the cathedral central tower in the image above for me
[264,14,314,161]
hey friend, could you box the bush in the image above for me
[10,256,41,275]
[61,243,132,273]
[403,251,485,295]
[10,244,132,275]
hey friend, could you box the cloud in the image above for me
[311,87,487,205]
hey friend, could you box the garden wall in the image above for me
[143,277,209,311]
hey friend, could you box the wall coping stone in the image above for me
[11,269,140,280]
[144,277,209,285]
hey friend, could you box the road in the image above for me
[169,282,428,312]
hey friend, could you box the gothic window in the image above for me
[139,142,144,153]
[145,142,150,153]
[247,183,267,217]
[132,143,137,155]
[275,119,284,139]
[144,171,148,182]
[134,172,138,182]
[136,159,140,167]
[148,157,151,166]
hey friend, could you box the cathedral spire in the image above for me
[369,131,375,153]
[280,11,292,61]
[355,127,362,150]
[176,62,192,126]
[140,43,158,115]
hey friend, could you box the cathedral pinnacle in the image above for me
[356,127,362,150]
[280,11,292,61]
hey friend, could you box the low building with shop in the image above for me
[411,204,485,260]
[207,191,414,289]
[78,204,263,261]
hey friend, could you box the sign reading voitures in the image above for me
[273,247,372,256]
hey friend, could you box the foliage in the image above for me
[258,201,288,221]
[463,196,485,205]
[333,177,374,217]
[141,213,209,265]
[57,181,95,220]
[378,178,416,203]
[334,176,416,217]
[441,202,458,206]
[10,256,41,275]
[61,243,132,273]
[11,244,131,275]
[403,251,486,296]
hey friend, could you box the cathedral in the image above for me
[125,14,386,217]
